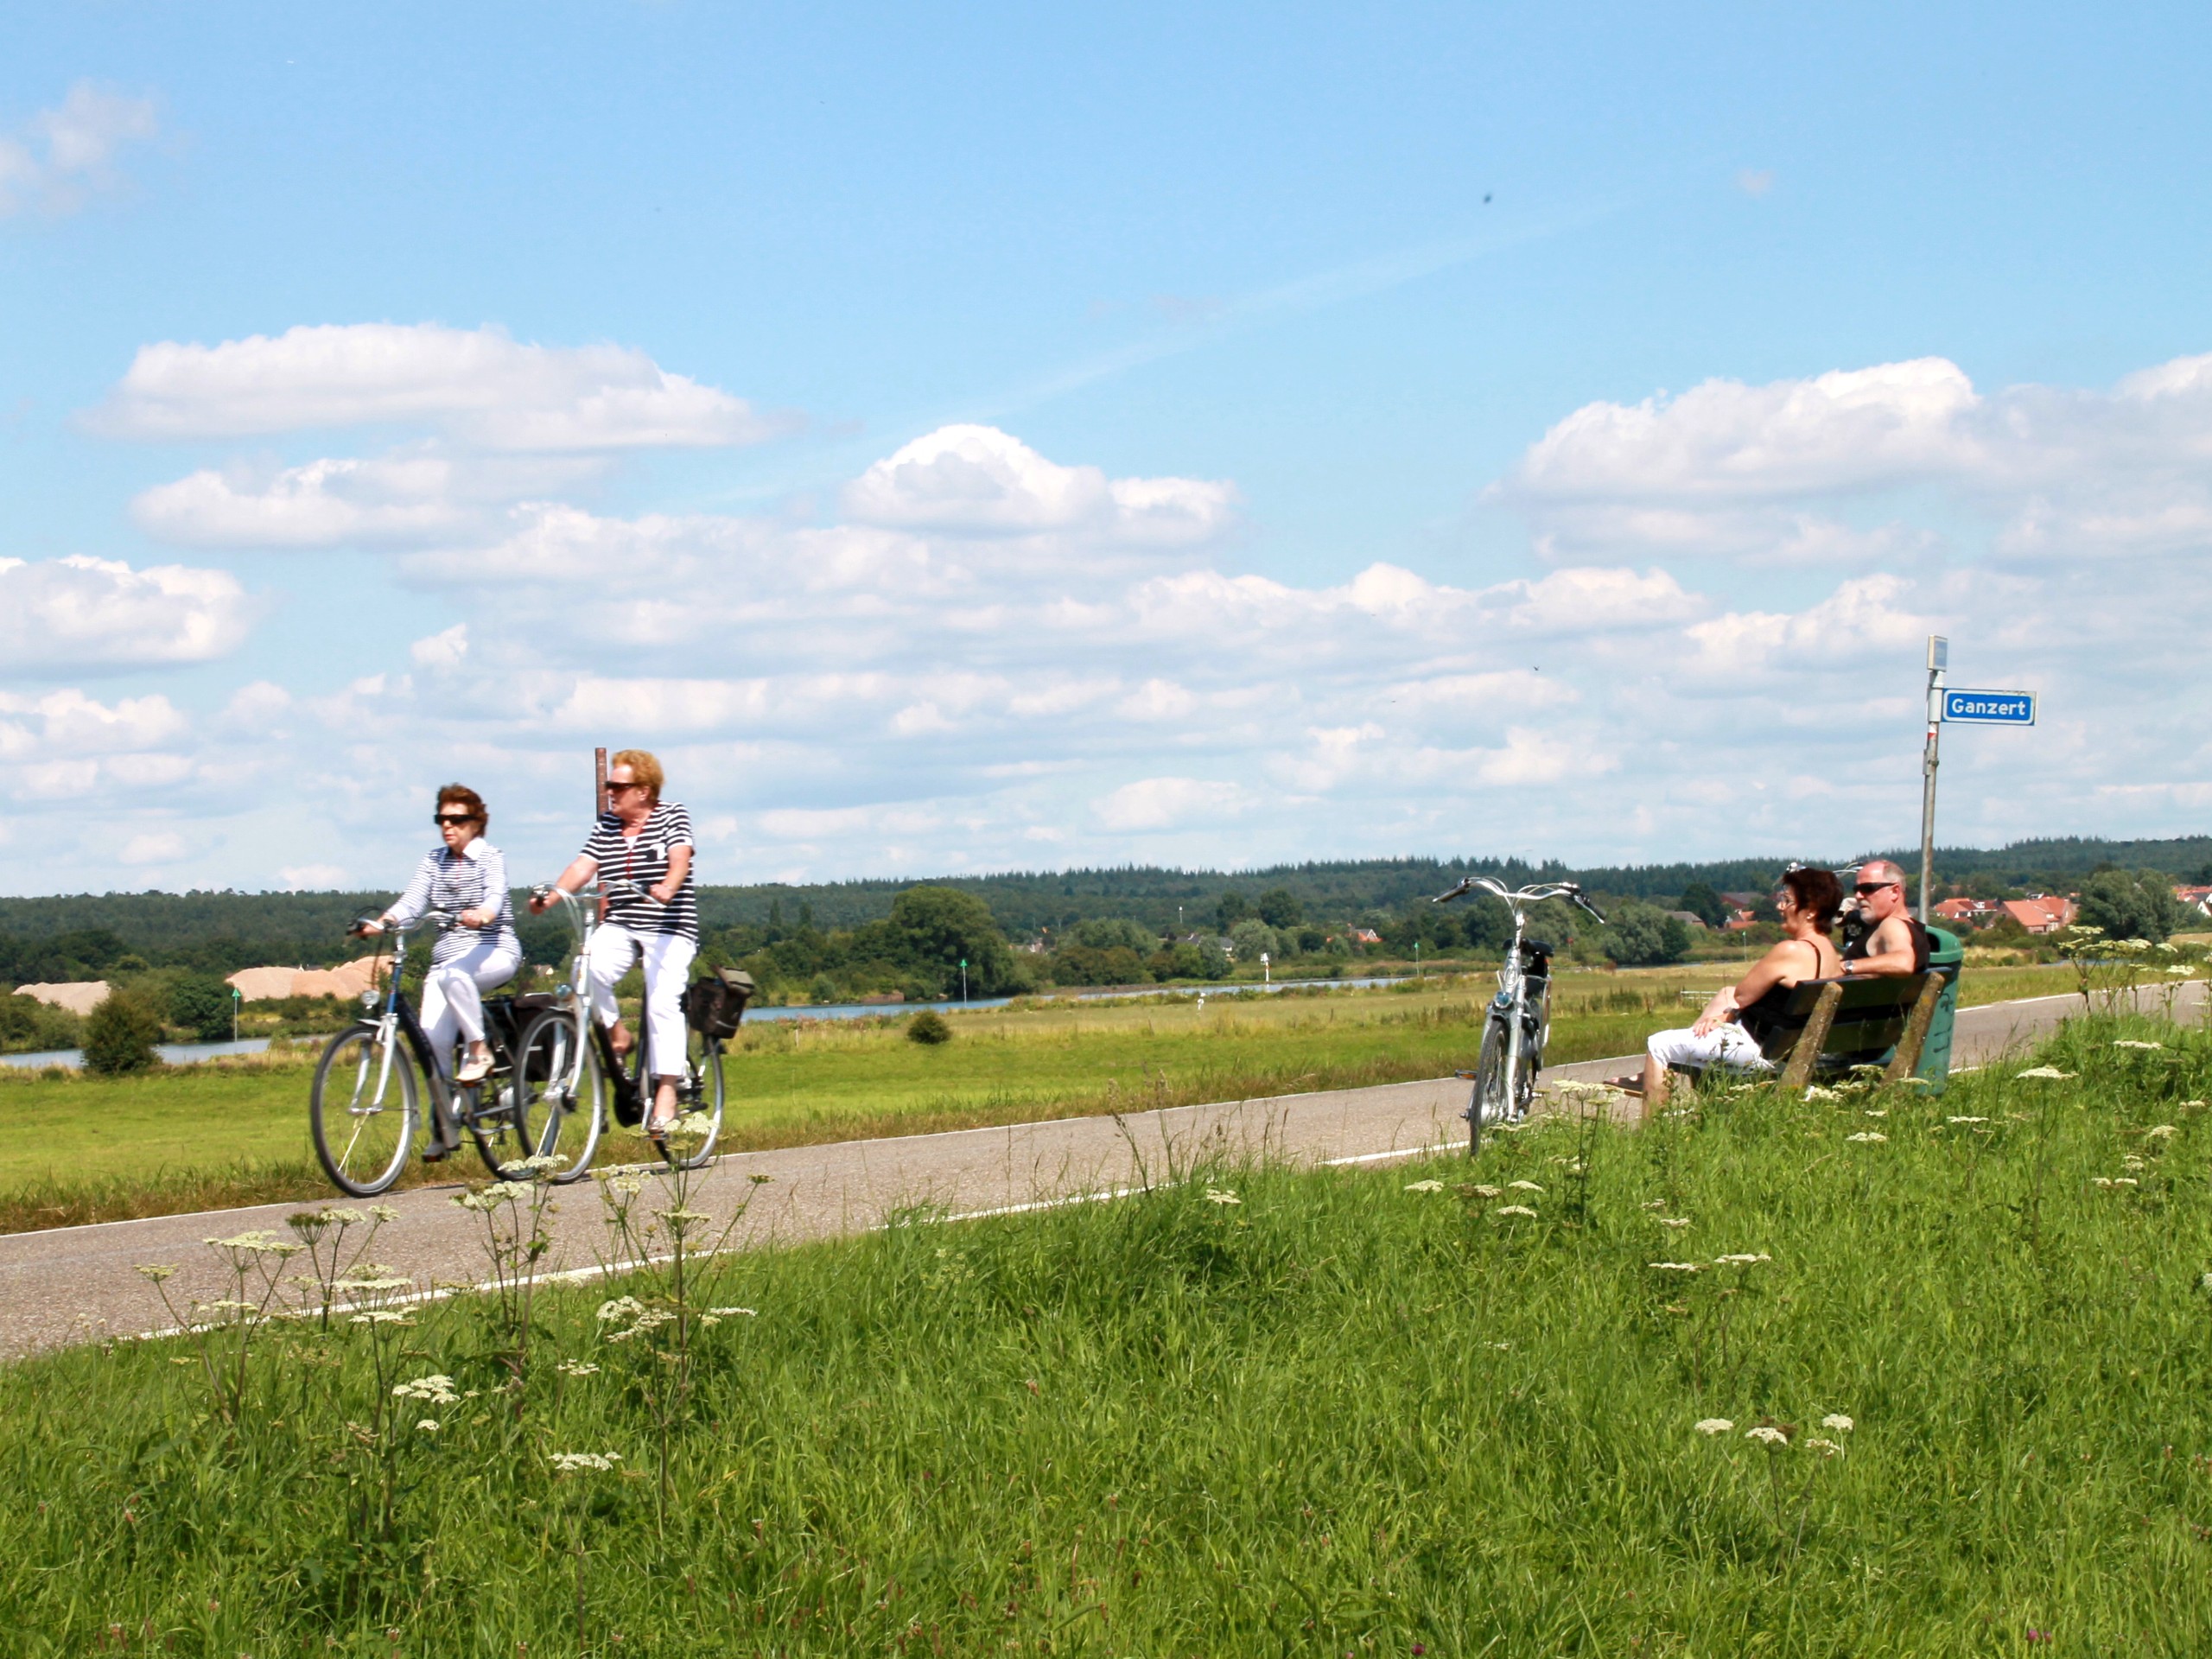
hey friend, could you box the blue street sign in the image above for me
[1942,689,2036,726]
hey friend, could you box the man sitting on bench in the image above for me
[1840,859,1929,979]
[1618,866,1845,1111]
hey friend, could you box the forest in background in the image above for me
[0,834,2199,1001]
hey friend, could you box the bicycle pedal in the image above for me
[1454,1071,1478,1080]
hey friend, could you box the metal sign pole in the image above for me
[594,747,609,817]
[1918,636,1947,925]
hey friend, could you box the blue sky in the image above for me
[3,3,2209,893]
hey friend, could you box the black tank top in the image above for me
[1845,914,1929,973]
[1737,936,1842,1044]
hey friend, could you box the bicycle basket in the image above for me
[682,968,755,1039]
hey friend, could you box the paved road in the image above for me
[2,982,2191,1364]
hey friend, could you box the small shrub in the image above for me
[83,992,162,1075]
[168,974,237,1042]
[906,1010,952,1046]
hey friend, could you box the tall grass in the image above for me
[3,1011,2209,1652]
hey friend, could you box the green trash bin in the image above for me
[1915,925,1964,1094]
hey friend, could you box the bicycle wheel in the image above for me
[462,1069,536,1182]
[657,1028,725,1170]
[310,1024,421,1196]
[1467,1017,1510,1155]
[513,1008,604,1184]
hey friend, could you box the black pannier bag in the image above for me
[482,991,561,1064]
[681,968,755,1039]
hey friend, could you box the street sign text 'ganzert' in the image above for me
[1942,689,2036,725]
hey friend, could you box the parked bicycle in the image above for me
[1431,876,1607,1154]
[308,910,553,1194]
[515,882,744,1181]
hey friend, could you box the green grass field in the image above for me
[2,1007,2207,1653]
[0,963,2084,1232]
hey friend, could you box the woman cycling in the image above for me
[359,783,520,1092]
[531,749,697,1136]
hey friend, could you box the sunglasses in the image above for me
[606,781,645,795]
[433,813,477,827]
[1854,881,1900,895]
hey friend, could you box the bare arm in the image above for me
[1848,916,1919,977]
[530,854,600,913]
[649,843,692,906]
[1692,938,1820,1035]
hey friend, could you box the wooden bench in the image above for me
[1669,972,1946,1097]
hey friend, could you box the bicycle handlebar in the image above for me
[1430,877,1607,926]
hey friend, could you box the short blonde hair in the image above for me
[609,748,664,804]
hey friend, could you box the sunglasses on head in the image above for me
[433,813,476,827]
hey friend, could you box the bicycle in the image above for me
[308,910,549,1194]
[514,882,728,1181]
[1431,876,1607,1155]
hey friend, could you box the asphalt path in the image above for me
[3,981,2195,1364]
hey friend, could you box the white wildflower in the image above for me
[1713,1253,1771,1267]
[1648,1262,1702,1273]
[1694,1419,1734,1436]
[1656,1217,1691,1229]
[134,1264,178,1283]
[556,1360,601,1377]
[2113,1039,2165,1051]
[1745,1426,1789,1447]
[416,1420,439,1434]
[369,1205,401,1223]
[1847,1132,1888,1143]
[1863,1109,1889,1118]
[1804,1436,1844,1458]
[708,1307,757,1318]
[1821,1414,1853,1433]
[204,1230,303,1256]
[1204,1187,1241,1206]
[1403,1179,1445,1193]
[2091,1177,2139,1189]
[595,1295,648,1325]
[1508,1180,1543,1193]
[1805,1087,1840,1103]
[2016,1067,2075,1081]
[1946,1116,1988,1125]
[1470,1185,1503,1198]
[391,1374,459,1406]
[349,1310,413,1326]
[2146,1124,2180,1140]
[1492,1205,1538,1219]
[550,1452,622,1474]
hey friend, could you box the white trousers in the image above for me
[420,938,521,1076]
[1646,1021,1773,1075]
[585,925,697,1079]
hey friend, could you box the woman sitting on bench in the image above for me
[1622,865,1844,1110]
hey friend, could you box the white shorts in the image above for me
[1646,1022,1773,1075]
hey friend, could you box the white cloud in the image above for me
[98,322,788,450]
[1503,358,1983,505]
[131,451,594,548]
[842,424,1236,543]
[0,82,158,219]
[278,863,350,890]
[22,353,2212,891]
[119,831,188,866]
[1094,776,1251,832]
[0,556,257,672]
[410,625,469,672]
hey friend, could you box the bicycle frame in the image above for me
[358,912,461,1139]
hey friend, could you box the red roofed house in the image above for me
[2174,885,2212,918]
[1934,898,2001,927]
[1999,896,2077,935]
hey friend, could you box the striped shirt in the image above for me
[581,802,697,940]
[386,839,518,965]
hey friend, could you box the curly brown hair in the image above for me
[435,782,488,831]
[1779,865,1842,931]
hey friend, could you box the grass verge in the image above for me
[3,1012,2209,1651]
